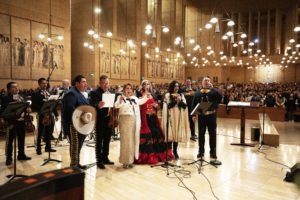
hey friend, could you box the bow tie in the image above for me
[126,98,136,105]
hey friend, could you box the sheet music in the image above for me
[102,93,116,108]
[48,95,60,100]
[228,101,250,107]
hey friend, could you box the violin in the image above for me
[24,112,35,132]
[108,107,119,129]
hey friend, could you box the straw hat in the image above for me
[72,105,96,135]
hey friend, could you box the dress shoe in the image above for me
[210,154,217,159]
[190,136,197,141]
[123,164,129,169]
[197,152,204,158]
[173,152,179,160]
[36,150,42,155]
[103,159,114,165]
[97,162,105,169]
[17,155,32,160]
[6,158,12,166]
[45,148,56,153]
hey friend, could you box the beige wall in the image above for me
[0,0,71,89]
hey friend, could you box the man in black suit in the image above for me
[31,78,58,155]
[62,75,89,168]
[89,75,115,169]
[182,78,198,141]
[1,82,31,165]
[192,77,222,159]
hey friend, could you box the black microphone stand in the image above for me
[258,105,266,150]
[151,101,180,175]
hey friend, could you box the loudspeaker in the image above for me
[284,163,300,183]
[0,167,85,200]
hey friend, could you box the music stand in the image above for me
[187,101,221,174]
[39,100,62,166]
[151,101,180,175]
[1,102,29,184]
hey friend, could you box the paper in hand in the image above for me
[102,93,116,108]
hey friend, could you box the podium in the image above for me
[1,102,29,184]
[227,101,260,147]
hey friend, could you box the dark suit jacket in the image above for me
[62,87,89,127]
[0,94,26,123]
[89,87,110,126]
[31,89,49,113]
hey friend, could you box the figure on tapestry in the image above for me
[100,51,110,73]
[112,54,121,74]
[130,56,137,75]
[0,34,10,66]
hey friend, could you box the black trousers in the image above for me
[198,113,217,155]
[36,115,54,151]
[69,125,86,166]
[6,120,26,159]
[95,119,112,163]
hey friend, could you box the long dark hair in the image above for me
[168,80,181,94]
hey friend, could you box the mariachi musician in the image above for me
[31,77,58,155]
[89,75,116,169]
[1,82,31,165]
[181,78,197,141]
[192,77,222,159]
[62,75,89,168]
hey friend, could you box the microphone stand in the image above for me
[151,101,180,175]
[258,105,266,150]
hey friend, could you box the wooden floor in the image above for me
[0,118,300,200]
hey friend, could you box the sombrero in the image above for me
[72,105,96,135]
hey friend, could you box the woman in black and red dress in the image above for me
[135,80,173,164]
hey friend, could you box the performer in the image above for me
[136,80,173,164]
[161,80,190,160]
[89,75,115,169]
[114,83,147,168]
[182,78,197,141]
[192,77,222,159]
[31,78,58,155]
[1,82,31,165]
[59,79,70,140]
[62,75,89,168]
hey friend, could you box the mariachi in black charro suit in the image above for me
[31,88,58,155]
[192,83,222,159]
[63,86,89,166]
[0,83,31,165]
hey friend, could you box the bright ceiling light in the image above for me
[38,34,45,39]
[240,33,247,38]
[205,23,212,29]
[162,26,169,33]
[210,17,218,24]
[294,26,300,32]
[226,31,233,37]
[88,30,95,35]
[95,7,102,13]
[141,41,147,46]
[227,20,235,27]
[222,35,228,40]
[106,31,112,37]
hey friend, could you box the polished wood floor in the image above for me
[0,117,299,200]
